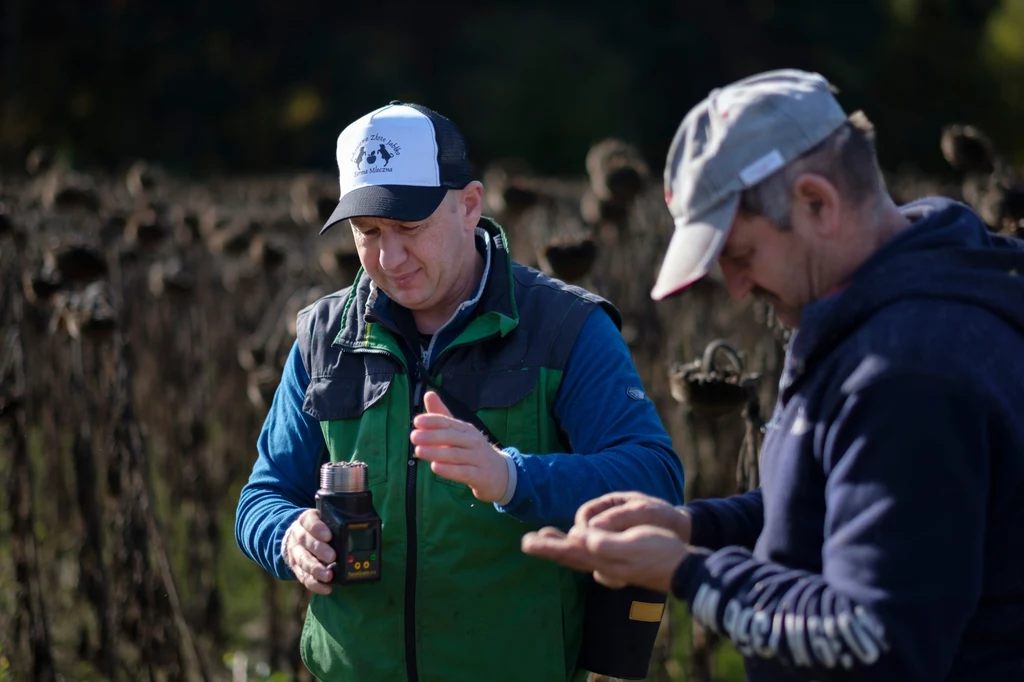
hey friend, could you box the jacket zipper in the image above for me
[406,368,423,682]
[347,342,419,681]
[356,312,497,682]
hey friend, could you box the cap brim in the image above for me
[320,185,449,235]
[650,194,738,300]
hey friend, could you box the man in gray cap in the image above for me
[523,69,1024,680]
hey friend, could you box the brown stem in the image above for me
[3,256,56,681]
[116,333,213,682]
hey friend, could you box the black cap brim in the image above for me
[320,185,449,235]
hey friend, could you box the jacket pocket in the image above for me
[306,368,394,487]
[304,370,392,421]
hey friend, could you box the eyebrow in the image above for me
[719,238,752,259]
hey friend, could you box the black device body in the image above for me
[315,489,382,584]
[577,578,667,679]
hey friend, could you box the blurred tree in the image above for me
[444,5,635,175]
[981,0,1024,164]
[868,0,1008,174]
[0,0,1021,177]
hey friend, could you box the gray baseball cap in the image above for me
[651,69,849,300]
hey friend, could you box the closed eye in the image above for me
[722,249,753,270]
[401,219,431,232]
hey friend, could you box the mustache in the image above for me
[752,287,779,303]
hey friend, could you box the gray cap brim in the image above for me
[650,194,738,300]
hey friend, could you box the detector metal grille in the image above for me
[319,461,368,493]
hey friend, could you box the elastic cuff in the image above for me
[495,447,520,507]
[679,503,713,548]
[670,546,712,602]
[278,510,304,579]
[280,531,293,575]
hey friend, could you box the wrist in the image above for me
[494,446,519,506]
[658,542,691,593]
[670,545,712,601]
[281,528,294,570]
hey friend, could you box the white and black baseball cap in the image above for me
[651,69,849,300]
[320,101,474,234]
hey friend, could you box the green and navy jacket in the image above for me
[236,218,686,681]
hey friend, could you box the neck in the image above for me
[820,198,911,295]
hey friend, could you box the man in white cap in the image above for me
[234,101,685,681]
[523,69,1024,680]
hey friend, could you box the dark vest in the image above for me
[294,218,621,682]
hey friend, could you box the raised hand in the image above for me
[410,391,509,503]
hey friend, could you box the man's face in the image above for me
[717,211,814,328]
[350,190,477,317]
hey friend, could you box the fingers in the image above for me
[414,444,476,465]
[521,528,601,574]
[580,494,685,536]
[286,510,337,595]
[587,503,692,543]
[525,523,685,594]
[298,509,330,542]
[522,526,636,578]
[411,411,490,463]
[290,547,334,595]
[587,502,657,532]
[429,459,508,503]
[411,425,481,452]
[426,461,476,485]
[575,493,632,527]
[584,524,678,560]
[412,413,462,430]
[411,418,495,466]
[583,527,625,558]
[422,391,453,417]
[536,526,567,539]
[296,510,336,563]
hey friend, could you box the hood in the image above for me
[787,197,1024,378]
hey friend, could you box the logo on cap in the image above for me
[351,135,402,177]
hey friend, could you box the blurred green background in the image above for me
[4,1,1024,681]
[4,0,1024,180]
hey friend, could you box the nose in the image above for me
[719,260,753,301]
[378,230,407,271]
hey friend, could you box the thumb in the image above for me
[423,391,453,417]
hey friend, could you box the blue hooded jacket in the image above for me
[671,198,1024,681]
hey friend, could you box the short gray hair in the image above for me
[737,111,885,230]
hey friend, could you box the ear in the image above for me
[791,173,841,238]
[460,181,484,230]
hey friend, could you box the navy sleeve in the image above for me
[235,339,327,580]
[682,489,764,551]
[496,306,686,528]
[670,373,989,681]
